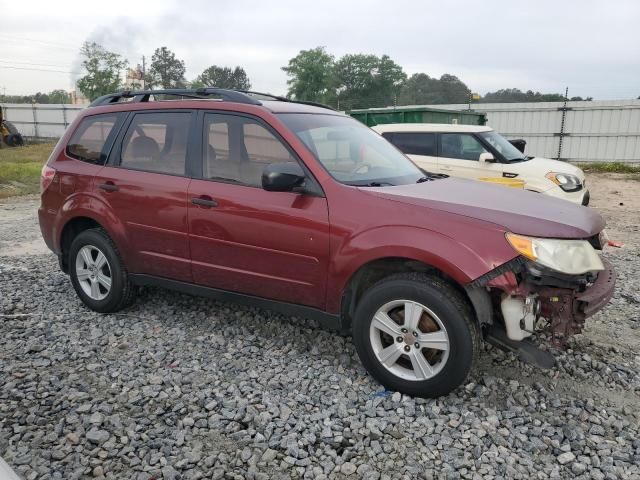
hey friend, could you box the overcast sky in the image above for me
[1,0,639,99]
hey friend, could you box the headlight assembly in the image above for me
[506,232,604,275]
[545,172,582,192]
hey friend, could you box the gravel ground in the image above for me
[1,173,639,480]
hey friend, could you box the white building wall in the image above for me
[422,100,640,163]
[0,103,85,139]
[3,100,640,163]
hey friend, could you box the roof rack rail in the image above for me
[88,88,262,107]
[240,90,337,111]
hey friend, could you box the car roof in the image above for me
[86,89,344,116]
[372,123,493,133]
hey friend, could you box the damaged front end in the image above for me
[466,234,616,368]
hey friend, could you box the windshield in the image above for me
[478,131,527,162]
[277,113,424,186]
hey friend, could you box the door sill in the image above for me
[129,274,343,331]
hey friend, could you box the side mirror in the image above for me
[262,162,306,192]
[479,152,495,163]
[509,138,526,153]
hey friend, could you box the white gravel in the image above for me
[1,174,639,480]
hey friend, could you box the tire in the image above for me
[68,228,136,313]
[352,273,479,398]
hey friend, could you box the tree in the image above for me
[398,73,471,105]
[76,42,128,101]
[282,47,335,103]
[48,89,70,104]
[146,47,186,89]
[333,54,406,109]
[480,88,591,103]
[192,66,251,90]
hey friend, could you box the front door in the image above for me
[187,112,330,309]
[438,133,504,179]
[93,111,194,282]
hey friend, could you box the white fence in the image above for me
[0,103,85,139]
[3,99,640,163]
[423,99,640,164]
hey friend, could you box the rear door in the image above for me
[438,133,503,179]
[93,110,195,281]
[187,111,330,308]
[382,132,440,174]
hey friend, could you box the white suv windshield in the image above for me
[277,114,424,186]
[479,131,526,162]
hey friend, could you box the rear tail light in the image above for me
[40,165,56,193]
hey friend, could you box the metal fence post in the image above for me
[556,86,568,161]
[32,102,39,139]
[62,104,68,128]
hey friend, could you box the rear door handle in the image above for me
[191,196,218,208]
[98,182,119,192]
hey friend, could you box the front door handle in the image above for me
[98,182,119,192]
[191,196,218,208]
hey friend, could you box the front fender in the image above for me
[327,224,518,313]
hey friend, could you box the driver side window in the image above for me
[439,133,487,161]
[204,114,295,187]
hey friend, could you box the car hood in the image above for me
[363,177,604,238]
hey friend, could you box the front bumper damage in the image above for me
[467,255,616,367]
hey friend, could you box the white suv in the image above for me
[373,124,589,205]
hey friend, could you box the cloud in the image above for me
[2,0,639,99]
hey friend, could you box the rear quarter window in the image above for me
[383,132,436,156]
[66,114,120,164]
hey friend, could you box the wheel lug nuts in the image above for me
[401,328,408,333]
[396,336,403,343]
[404,345,410,352]
[414,343,420,348]
[412,331,418,337]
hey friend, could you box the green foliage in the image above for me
[76,42,128,101]
[0,143,55,198]
[146,47,187,89]
[398,73,471,105]
[282,47,336,103]
[481,88,592,103]
[192,66,251,90]
[0,90,70,104]
[580,162,640,174]
[333,54,406,109]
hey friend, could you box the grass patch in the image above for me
[0,143,55,198]
[580,162,640,174]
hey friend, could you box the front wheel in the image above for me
[353,273,479,398]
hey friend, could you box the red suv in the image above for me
[39,88,616,397]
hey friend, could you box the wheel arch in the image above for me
[338,256,483,333]
[58,216,105,273]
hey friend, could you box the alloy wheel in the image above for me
[75,245,112,301]
[369,299,450,381]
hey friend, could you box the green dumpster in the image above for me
[348,106,487,127]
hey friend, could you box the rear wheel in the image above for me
[69,229,136,312]
[353,273,479,397]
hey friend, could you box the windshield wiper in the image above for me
[347,181,395,187]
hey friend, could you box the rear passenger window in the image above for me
[66,114,119,164]
[204,114,295,187]
[120,112,191,175]
[385,132,436,156]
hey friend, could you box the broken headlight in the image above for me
[506,232,605,275]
